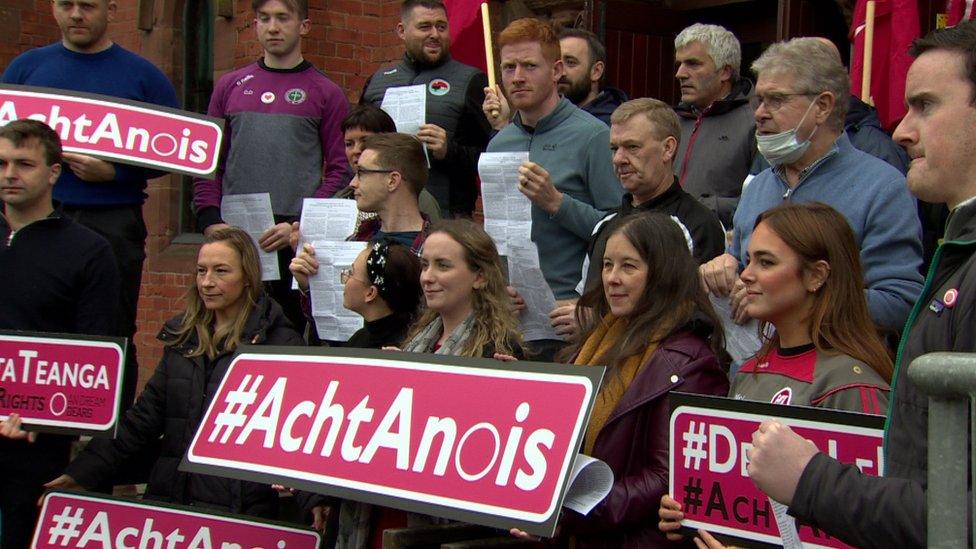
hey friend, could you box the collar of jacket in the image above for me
[675,77,754,118]
[511,97,576,134]
[157,293,278,355]
[619,177,682,214]
[403,52,452,72]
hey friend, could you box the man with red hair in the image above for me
[484,19,620,358]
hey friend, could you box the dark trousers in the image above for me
[0,437,72,549]
[61,205,145,413]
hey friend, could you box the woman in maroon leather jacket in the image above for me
[560,213,729,548]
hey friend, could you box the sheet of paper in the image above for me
[561,454,614,516]
[298,198,358,244]
[380,84,426,135]
[479,152,560,342]
[770,499,804,549]
[220,193,279,281]
[708,294,763,364]
[309,241,368,341]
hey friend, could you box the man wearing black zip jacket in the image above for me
[0,120,120,549]
[361,0,491,218]
[744,22,976,549]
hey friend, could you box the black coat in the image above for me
[790,201,976,548]
[66,295,303,517]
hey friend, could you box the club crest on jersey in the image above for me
[261,91,276,104]
[428,79,450,96]
[285,88,307,105]
[771,387,793,405]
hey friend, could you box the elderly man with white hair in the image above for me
[700,37,923,334]
[673,23,756,226]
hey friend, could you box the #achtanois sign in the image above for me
[0,331,126,437]
[33,491,321,549]
[0,84,223,177]
[669,393,884,549]
[182,347,604,537]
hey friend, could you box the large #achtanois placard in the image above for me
[182,347,604,536]
[0,84,223,177]
[0,331,126,436]
[669,393,884,549]
[33,491,321,549]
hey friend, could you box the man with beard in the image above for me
[361,0,492,218]
[2,0,178,413]
[673,23,755,227]
[193,0,348,329]
[557,28,627,125]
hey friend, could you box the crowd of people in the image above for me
[2,0,976,547]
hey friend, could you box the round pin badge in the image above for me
[944,288,959,308]
[428,79,451,96]
[285,88,307,105]
[261,91,276,104]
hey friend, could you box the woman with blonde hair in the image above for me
[402,219,523,358]
[46,227,303,517]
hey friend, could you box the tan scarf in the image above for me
[575,315,660,455]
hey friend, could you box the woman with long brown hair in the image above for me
[546,212,729,548]
[402,219,523,358]
[731,201,892,406]
[660,203,892,546]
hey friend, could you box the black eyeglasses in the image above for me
[355,167,394,179]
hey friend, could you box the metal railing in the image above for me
[908,352,976,548]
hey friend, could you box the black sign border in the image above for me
[179,345,606,538]
[0,329,128,438]
[669,392,885,549]
[33,489,323,549]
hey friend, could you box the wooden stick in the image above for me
[861,0,875,105]
[481,2,499,118]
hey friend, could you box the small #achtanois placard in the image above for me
[0,84,223,177]
[669,393,884,549]
[33,491,321,549]
[182,347,605,537]
[0,331,125,436]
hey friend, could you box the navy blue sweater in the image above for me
[2,43,179,206]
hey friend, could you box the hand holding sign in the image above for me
[62,152,116,182]
[0,413,36,443]
[746,420,819,506]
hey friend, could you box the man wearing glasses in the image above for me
[349,133,430,251]
[699,37,923,334]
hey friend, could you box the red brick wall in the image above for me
[1,0,406,391]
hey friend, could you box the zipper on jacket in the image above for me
[678,114,705,186]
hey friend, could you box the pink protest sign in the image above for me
[669,393,885,549]
[33,491,321,549]
[183,347,603,536]
[0,332,125,436]
[0,84,223,177]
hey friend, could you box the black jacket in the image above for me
[582,180,726,293]
[66,295,303,517]
[582,87,628,126]
[789,200,976,548]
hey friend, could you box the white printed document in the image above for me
[220,193,279,281]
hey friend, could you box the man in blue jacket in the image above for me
[699,37,923,334]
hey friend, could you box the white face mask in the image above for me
[756,98,819,166]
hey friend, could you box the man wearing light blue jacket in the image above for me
[484,18,621,302]
[700,37,922,333]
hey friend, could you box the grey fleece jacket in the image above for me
[486,98,622,299]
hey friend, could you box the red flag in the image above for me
[849,0,920,131]
[445,0,488,73]
[947,0,976,25]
